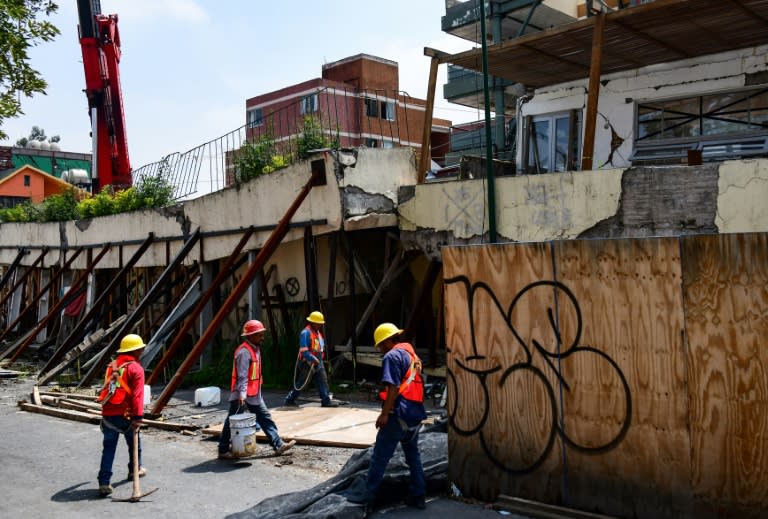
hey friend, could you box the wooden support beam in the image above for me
[150,163,325,416]
[145,228,254,385]
[0,247,84,344]
[580,12,606,171]
[403,260,442,367]
[0,248,48,314]
[37,315,127,386]
[79,230,201,388]
[0,248,28,295]
[38,234,155,376]
[6,245,110,363]
[418,48,441,183]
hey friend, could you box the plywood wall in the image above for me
[682,234,768,517]
[443,233,768,518]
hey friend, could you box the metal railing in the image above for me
[132,86,422,200]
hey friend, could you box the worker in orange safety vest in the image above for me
[96,333,147,497]
[218,319,295,459]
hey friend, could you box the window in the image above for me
[365,138,378,148]
[637,88,768,141]
[247,108,263,128]
[364,97,379,118]
[24,175,31,186]
[382,140,395,149]
[524,111,581,174]
[633,88,768,164]
[301,94,319,115]
[381,101,395,121]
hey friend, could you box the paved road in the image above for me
[0,381,516,518]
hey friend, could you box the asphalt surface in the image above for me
[0,376,523,519]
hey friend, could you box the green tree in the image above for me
[15,125,60,147]
[0,1,60,141]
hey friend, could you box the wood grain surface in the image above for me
[682,233,768,512]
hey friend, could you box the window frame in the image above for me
[522,110,581,174]
[247,108,264,128]
[364,97,379,118]
[300,93,319,115]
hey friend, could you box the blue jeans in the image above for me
[285,361,331,404]
[365,414,425,498]
[98,415,142,485]
[218,399,284,453]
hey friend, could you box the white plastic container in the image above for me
[143,385,151,406]
[194,386,221,407]
[229,413,257,457]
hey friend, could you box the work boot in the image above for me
[284,400,300,407]
[126,466,147,480]
[218,451,236,460]
[276,439,296,455]
[98,484,113,497]
[321,400,339,408]
[405,494,426,509]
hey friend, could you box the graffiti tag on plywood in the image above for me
[444,276,632,474]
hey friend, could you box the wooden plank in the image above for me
[341,352,446,378]
[553,238,690,518]
[203,406,380,448]
[443,242,561,503]
[19,402,101,425]
[681,233,768,513]
[496,494,618,519]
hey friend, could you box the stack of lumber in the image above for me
[18,386,200,433]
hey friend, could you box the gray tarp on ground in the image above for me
[228,429,448,519]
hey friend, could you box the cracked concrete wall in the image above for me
[518,45,768,171]
[0,155,344,269]
[399,168,623,244]
[0,148,417,282]
[400,159,768,259]
[716,159,768,233]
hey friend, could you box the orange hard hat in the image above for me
[241,320,266,336]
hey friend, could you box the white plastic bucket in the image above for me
[194,386,221,407]
[229,413,257,457]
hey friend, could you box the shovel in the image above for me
[113,426,158,502]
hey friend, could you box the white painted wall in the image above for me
[517,45,768,171]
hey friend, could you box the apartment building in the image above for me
[244,54,451,164]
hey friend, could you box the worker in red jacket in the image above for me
[96,334,147,497]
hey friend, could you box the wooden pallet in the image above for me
[203,405,380,449]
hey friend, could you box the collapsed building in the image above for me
[2,1,768,517]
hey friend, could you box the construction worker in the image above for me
[218,319,295,459]
[96,333,148,497]
[284,311,338,407]
[350,323,427,509]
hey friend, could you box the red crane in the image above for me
[77,0,131,192]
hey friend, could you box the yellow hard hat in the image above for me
[307,311,325,324]
[374,323,403,347]
[117,334,146,353]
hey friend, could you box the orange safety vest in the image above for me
[298,325,324,360]
[378,343,424,403]
[96,359,135,406]
[231,341,262,397]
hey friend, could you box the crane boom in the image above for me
[77,0,131,191]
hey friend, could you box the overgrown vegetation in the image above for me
[0,173,175,223]
[233,115,339,183]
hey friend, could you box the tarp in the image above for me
[228,423,448,519]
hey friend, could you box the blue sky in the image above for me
[3,0,482,169]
